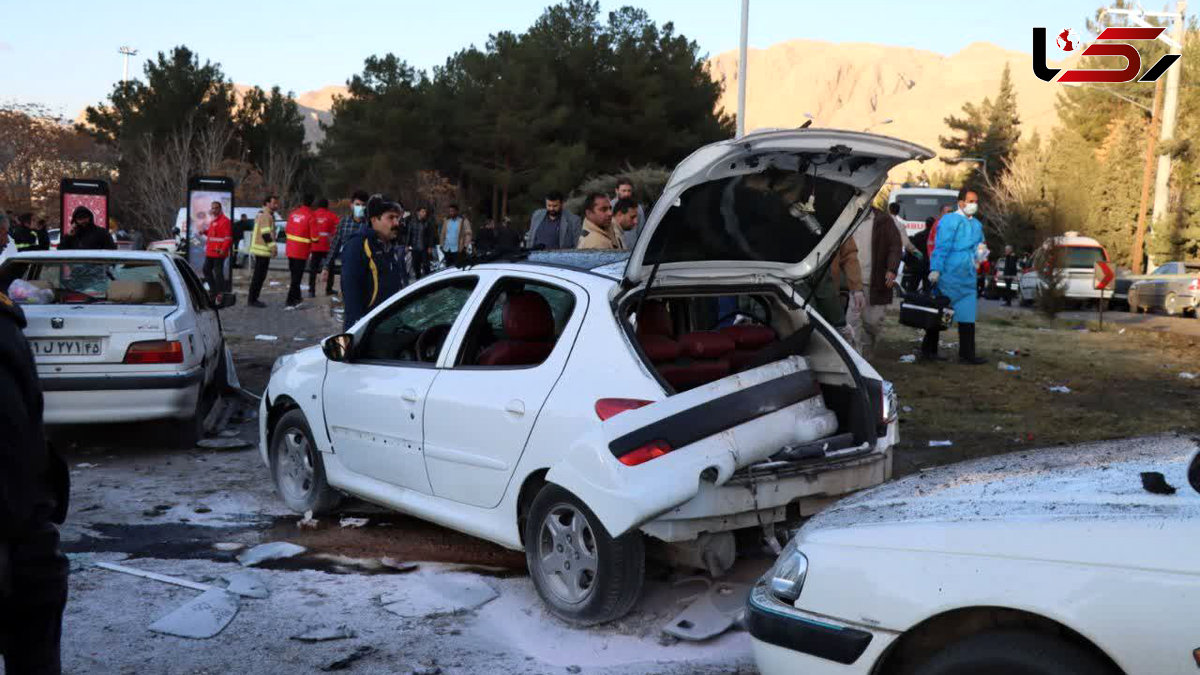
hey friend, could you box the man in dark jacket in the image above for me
[11,214,50,252]
[341,196,406,329]
[856,207,903,361]
[526,191,582,250]
[406,207,437,279]
[58,207,115,250]
[0,289,70,674]
[999,244,1020,306]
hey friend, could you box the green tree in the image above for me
[939,64,1021,193]
[1091,111,1146,267]
[235,86,305,169]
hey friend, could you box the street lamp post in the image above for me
[118,46,138,83]
[736,0,749,139]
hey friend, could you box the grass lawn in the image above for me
[871,309,1200,478]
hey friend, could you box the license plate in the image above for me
[31,339,102,357]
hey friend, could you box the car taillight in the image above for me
[618,440,673,466]
[124,340,183,364]
[595,398,653,421]
[1189,276,1200,291]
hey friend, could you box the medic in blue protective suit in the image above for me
[924,188,988,365]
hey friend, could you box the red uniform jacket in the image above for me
[310,207,337,254]
[926,216,942,260]
[204,214,233,258]
[285,206,314,260]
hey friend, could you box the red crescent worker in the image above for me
[307,198,337,298]
[202,201,233,296]
[284,194,315,308]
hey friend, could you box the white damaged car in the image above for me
[261,129,933,623]
[750,435,1200,675]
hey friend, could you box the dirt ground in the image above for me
[873,303,1200,476]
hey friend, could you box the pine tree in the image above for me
[939,64,1021,193]
[1091,111,1147,267]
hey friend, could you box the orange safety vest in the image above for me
[204,215,233,258]
[285,206,314,259]
[310,208,337,253]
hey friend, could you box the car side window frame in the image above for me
[451,274,581,371]
[351,275,481,369]
[172,259,211,312]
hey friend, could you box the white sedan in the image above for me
[750,435,1200,675]
[1,250,228,444]
[262,129,931,624]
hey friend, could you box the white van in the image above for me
[887,186,959,237]
[1017,232,1111,305]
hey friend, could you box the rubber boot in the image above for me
[958,322,987,365]
[918,328,946,362]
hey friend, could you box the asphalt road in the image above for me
[977,296,1200,337]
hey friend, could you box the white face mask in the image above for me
[352,204,366,219]
[962,202,979,216]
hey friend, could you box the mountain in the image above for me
[707,40,1066,177]
[233,84,348,148]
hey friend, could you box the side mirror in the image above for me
[216,293,237,309]
[323,333,353,362]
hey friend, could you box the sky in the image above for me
[0,0,1108,117]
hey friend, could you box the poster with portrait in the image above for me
[186,176,235,271]
[60,179,109,236]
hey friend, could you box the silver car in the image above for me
[1128,261,1200,316]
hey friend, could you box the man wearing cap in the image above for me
[341,196,406,329]
[202,202,233,297]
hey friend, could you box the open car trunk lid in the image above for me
[623,129,934,288]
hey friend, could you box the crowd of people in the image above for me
[226,176,653,330]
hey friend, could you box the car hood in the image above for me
[623,129,933,288]
[801,435,1200,573]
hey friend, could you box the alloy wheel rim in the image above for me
[278,429,315,502]
[536,504,599,605]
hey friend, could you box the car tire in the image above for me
[524,484,644,626]
[175,380,215,449]
[1164,292,1180,317]
[912,629,1114,675]
[270,408,341,515]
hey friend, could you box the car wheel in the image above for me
[1164,292,1180,316]
[270,408,341,514]
[524,484,644,626]
[175,380,215,449]
[913,629,1114,675]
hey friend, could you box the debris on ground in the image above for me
[95,562,214,593]
[380,572,499,618]
[661,581,749,642]
[380,557,419,573]
[76,462,99,469]
[928,440,953,447]
[339,517,370,528]
[148,588,240,639]
[298,511,319,529]
[1119,328,1126,334]
[1180,372,1198,380]
[899,354,916,363]
[213,542,245,552]
[222,571,270,599]
[997,361,1020,372]
[291,624,355,642]
[236,542,307,567]
[254,334,279,341]
[1140,471,1177,495]
[322,645,376,672]
[1047,385,1072,394]
[902,406,913,413]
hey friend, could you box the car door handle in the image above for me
[401,389,419,403]
[505,400,525,417]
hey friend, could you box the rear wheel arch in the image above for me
[516,469,550,548]
[872,606,1124,675]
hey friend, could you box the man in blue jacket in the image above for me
[340,196,406,330]
[928,187,986,365]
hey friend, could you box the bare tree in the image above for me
[262,142,302,206]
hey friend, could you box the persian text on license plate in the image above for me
[32,339,102,357]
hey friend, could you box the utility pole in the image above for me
[119,46,138,82]
[1147,0,1186,269]
[1131,78,1164,274]
[736,0,749,139]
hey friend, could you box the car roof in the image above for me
[6,250,179,263]
[889,187,958,198]
[455,251,628,281]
